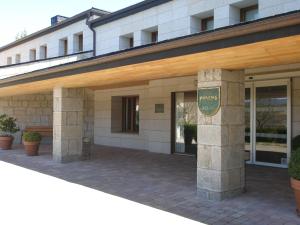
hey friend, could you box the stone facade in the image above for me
[0,92,53,143]
[292,77,300,137]
[53,87,84,162]
[94,76,197,153]
[197,69,245,200]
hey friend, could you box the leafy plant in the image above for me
[0,114,19,136]
[292,135,300,152]
[184,124,197,145]
[23,132,42,142]
[289,150,300,180]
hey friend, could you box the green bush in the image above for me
[184,124,197,144]
[23,132,42,142]
[292,135,300,152]
[0,114,19,136]
[289,150,300,180]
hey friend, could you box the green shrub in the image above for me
[0,114,19,136]
[184,124,197,144]
[289,150,300,180]
[23,132,42,142]
[292,135,300,152]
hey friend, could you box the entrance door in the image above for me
[245,80,291,168]
[171,91,197,155]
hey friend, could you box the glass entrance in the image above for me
[245,80,290,167]
[173,91,197,155]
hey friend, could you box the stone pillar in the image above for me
[197,69,245,200]
[53,87,84,163]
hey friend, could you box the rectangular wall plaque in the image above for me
[155,104,164,113]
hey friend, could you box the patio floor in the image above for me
[0,145,299,225]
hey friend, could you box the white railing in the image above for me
[0,51,94,80]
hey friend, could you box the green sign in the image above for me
[198,87,221,116]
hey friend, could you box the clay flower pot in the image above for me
[291,178,300,216]
[0,136,14,150]
[24,141,40,156]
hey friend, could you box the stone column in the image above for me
[197,69,245,200]
[53,87,84,163]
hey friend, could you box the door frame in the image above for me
[245,79,291,168]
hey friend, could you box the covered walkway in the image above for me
[0,145,299,224]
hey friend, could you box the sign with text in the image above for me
[198,87,221,116]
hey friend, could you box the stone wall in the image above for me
[0,92,53,143]
[83,88,95,142]
[292,77,300,137]
[94,76,197,153]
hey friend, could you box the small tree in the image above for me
[289,150,300,180]
[0,114,20,137]
[15,29,27,40]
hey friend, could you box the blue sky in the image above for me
[0,0,141,47]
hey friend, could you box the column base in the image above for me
[197,188,245,201]
[53,154,82,163]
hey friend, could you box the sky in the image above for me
[0,0,142,47]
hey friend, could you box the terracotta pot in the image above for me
[0,136,14,150]
[23,141,40,156]
[291,178,300,216]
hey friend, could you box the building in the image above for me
[0,0,300,200]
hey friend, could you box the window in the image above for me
[15,54,21,64]
[122,96,139,133]
[59,38,68,56]
[74,33,83,53]
[240,5,258,22]
[29,49,36,61]
[201,17,214,31]
[119,34,134,50]
[7,57,12,65]
[129,37,134,48]
[40,45,47,59]
[151,31,158,43]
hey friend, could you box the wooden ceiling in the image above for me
[0,34,300,97]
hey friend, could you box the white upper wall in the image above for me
[94,0,300,55]
[1,0,300,66]
[0,19,93,66]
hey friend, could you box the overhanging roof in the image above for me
[0,10,300,96]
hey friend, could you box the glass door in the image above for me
[173,91,197,155]
[245,80,291,168]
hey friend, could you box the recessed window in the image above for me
[119,33,134,50]
[74,33,83,53]
[201,17,214,31]
[15,54,21,64]
[240,5,258,22]
[7,57,12,65]
[122,96,139,133]
[151,31,158,43]
[39,45,47,59]
[29,49,36,61]
[111,96,139,134]
[59,38,68,56]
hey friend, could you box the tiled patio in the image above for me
[0,145,299,225]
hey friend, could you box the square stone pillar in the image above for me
[197,69,245,200]
[53,87,84,163]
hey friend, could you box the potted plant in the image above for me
[0,114,19,150]
[289,149,300,216]
[183,123,197,146]
[23,131,42,156]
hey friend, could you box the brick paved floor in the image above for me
[0,145,299,225]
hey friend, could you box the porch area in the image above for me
[0,145,299,225]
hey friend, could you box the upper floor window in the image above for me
[59,38,68,56]
[15,54,21,64]
[201,17,214,31]
[240,5,258,22]
[7,57,12,65]
[151,31,158,43]
[29,49,36,61]
[40,45,47,59]
[74,33,83,53]
[119,33,134,50]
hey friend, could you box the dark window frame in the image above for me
[122,96,139,133]
[151,31,158,43]
[201,16,214,31]
[129,37,134,48]
[240,5,258,22]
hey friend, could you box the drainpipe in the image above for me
[86,12,97,57]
